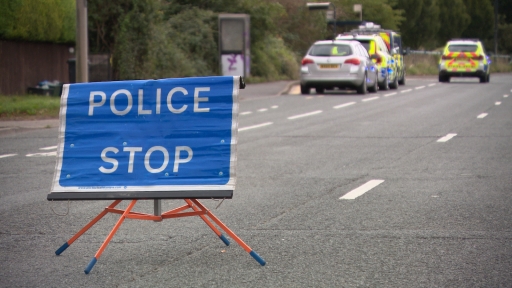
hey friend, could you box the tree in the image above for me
[437,0,470,45]
[396,0,440,49]
[461,0,494,42]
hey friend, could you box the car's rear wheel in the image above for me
[439,75,449,83]
[398,69,406,85]
[479,75,486,83]
[300,85,310,95]
[487,74,490,82]
[389,74,398,89]
[357,74,367,95]
[368,73,378,93]
[315,87,325,94]
[379,73,389,90]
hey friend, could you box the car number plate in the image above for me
[319,64,340,69]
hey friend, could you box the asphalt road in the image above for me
[0,75,511,287]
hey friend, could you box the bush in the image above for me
[250,36,299,81]
[0,0,75,43]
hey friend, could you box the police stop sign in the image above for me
[49,76,240,199]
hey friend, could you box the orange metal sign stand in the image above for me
[54,199,266,274]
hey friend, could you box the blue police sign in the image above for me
[48,76,240,200]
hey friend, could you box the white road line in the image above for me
[384,92,397,97]
[238,122,273,131]
[240,111,252,115]
[339,179,385,200]
[271,105,279,109]
[477,113,488,119]
[26,151,57,157]
[437,133,457,142]
[0,153,17,159]
[305,96,314,100]
[288,110,323,120]
[40,145,58,150]
[428,83,436,87]
[504,95,509,98]
[495,102,501,105]
[401,89,412,93]
[415,86,426,90]
[362,96,379,102]
[258,108,268,112]
[333,102,356,109]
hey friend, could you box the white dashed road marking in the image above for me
[428,83,436,87]
[401,89,412,93]
[271,105,279,109]
[340,179,385,200]
[288,110,322,120]
[477,113,488,119]
[40,146,58,150]
[0,153,17,159]
[384,92,397,97]
[503,95,508,98]
[362,96,379,102]
[240,111,252,115]
[258,108,268,112]
[495,102,501,105]
[26,151,57,157]
[437,133,457,142]
[238,122,273,131]
[333,102,356,109]
[415,86,425,90]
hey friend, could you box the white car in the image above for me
[300,40,378,95]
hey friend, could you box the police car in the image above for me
[438,39,491,83]
[346,23,407,86]
[336,33,397,90]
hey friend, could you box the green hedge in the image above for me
[0,0,75,43]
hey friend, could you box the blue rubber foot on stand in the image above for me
[55,242,69,255]
[84,257,97,274]
[219,234,230,246]
[250,250,266,266]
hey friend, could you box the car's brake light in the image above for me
[441,55,451,60]
[474,55,483,60]
[301,58,314,65]
[344,58,360,65]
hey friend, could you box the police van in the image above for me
[347,22,407,86]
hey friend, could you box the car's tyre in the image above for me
[379,73,389,90]
[486,74,490,83]
[398,69,406,85]
[389,74,399,89]
[368,73,378,93]
[300,85,310,95]
[357,74,367,95]
[479,75,486,83]
[438,75,448,83]
[315,87,325,94]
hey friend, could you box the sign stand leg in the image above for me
[190,199,266,266]
[54,198,265,274]
[85,199,137,274]
[55,200,123,256]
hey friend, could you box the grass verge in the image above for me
[0,95,60,120]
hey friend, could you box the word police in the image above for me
[88,87,211,116]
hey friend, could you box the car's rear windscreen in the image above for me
[448,45,478,52]
[309,44,352,56]
[356,40,371,52]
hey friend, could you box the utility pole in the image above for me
[76,0,88,83]
[494,0,498,56]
